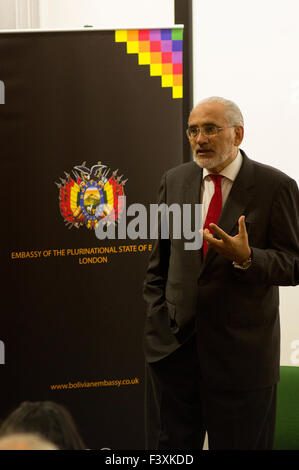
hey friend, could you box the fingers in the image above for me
[208,223,230,241]
[201,216,248,247]
[211,216,248,239]
[201,228,212,241]
[238,215,248,237]
[200,216,250,261]
[201,228,223,248]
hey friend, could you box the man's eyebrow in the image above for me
[188,122,218,128]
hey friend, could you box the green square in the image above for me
[172,29,183,40]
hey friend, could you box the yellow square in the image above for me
[161,75,173,88]
[138,52,151,65]
[150,64,162,76]
[115,30,127,42]
[172,86,183,99]
[127,41,139,54]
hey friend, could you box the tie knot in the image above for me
[209,174,223,187]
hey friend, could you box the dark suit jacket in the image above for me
[143,150,299,390]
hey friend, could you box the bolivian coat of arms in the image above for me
[55,162,127,230]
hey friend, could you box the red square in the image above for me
[150,41,162,52]
[162,52,172,63]
[173,63,183,75]
[139,30,150,41]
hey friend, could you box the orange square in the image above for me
[127,30,139,41]
[150,52,162,64]
[173,74,183,86]
[162,63,173,75]
[139,41,150,52]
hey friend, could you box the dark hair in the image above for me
[0,401,86,450]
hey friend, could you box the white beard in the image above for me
[192,151,228,170]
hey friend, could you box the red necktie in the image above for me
[203,174,223,257]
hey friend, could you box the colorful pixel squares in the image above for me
[115,28,183,99]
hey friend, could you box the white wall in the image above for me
[39,0,175,29]
[0,0,16,29]
[0,0,40,29]
[193,0,299,367]
[193,0,299,185]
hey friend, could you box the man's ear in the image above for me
[234,126,244,146]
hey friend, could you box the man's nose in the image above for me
[195,131,209,144]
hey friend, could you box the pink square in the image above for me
[172,51,183,63]
[161,40,172,52]
[150,30,161,41]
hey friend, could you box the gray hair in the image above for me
[197,96,244,126]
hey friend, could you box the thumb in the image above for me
[238,215,247,236]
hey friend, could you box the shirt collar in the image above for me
[203,150,243,182]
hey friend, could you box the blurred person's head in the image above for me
[0,401,86,450]
[0,432,57,450]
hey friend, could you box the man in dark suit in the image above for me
[143,97,299,450]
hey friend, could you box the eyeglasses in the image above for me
[186,124,235,139]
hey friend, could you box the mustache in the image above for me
[195,146,213,152]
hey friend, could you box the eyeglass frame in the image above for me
[186,124,236,139]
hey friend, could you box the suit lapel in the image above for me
[182,162,203,205]
[180,162,203,257]
[200,151,255,271]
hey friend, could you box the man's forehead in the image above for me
[188,102,227,124]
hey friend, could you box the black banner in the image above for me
[0,28,184,449]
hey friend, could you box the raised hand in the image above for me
[202,215,251,263]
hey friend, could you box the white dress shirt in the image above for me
[201,150,243,225]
